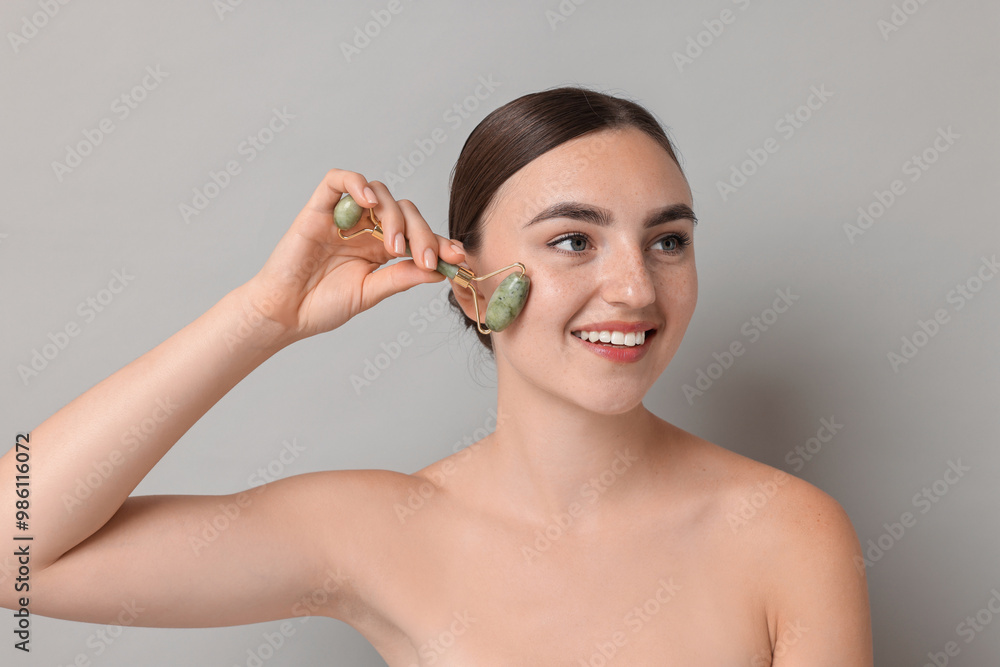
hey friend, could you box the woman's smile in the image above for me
[569,325,657,362]
[566,319,659,362]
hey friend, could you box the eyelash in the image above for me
[546,232,692,257]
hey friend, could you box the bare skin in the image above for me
[0,129,872,665]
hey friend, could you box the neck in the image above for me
[481,363,669,525]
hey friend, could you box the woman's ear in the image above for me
[450,281,483,324]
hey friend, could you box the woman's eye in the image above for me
[549,234,589,253]
[654,233,691,255]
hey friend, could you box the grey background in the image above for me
[1,0,998,665]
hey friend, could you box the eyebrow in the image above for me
[522,201,698,229]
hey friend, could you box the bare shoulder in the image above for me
[270,468,427,605]
[667,426,857,543]
[674,428,873,663]
[287,467,432,536]
[263,467,418,565]
[282,467,417,510]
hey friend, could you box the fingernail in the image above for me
[424,248,436,270]
[394,233,405,255]
[450,243,464,255]
[364,186,377,205]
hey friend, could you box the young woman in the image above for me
[1,87,873,665]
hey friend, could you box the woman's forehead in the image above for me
[489,135,691,221]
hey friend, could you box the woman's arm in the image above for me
[0,169,464,626]
[22,468,408,627]
[0,285,333,628]
[5,285,281,576]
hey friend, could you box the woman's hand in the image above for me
[242,169,466,348]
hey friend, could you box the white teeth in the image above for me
[572,329,647,347]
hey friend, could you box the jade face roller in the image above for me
[333,194,530,334]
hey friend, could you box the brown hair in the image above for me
[447,85,686,354]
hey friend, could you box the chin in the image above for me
[585,401,646,416]
[558,381,650,415]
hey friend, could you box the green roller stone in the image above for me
[485,272,530,332]
[334,194,365,230]
[396,239,461,280]
[434,257,461,280]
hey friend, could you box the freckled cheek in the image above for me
[656,267,698,314]
[512,267,582,334]
[538,264,585,292]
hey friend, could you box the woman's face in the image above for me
[457,127,698,414]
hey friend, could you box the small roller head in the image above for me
[334,194,365,231]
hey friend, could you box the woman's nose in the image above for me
[598,244,656,308]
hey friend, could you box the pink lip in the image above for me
[570,320,656,334]
[571,328,656,363]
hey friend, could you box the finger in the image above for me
[303,169,377,222]
[397,199,442,272]
[365,181,409,258]
[364,231,464,285]
[441,238,466,265]
[359,255,447,313]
